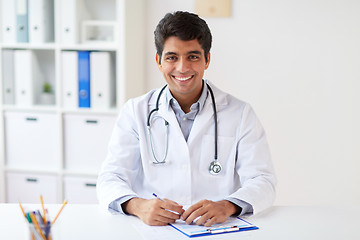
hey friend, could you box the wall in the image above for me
[144,0,360,206]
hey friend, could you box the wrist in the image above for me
[220,200,242,216]
[122,197,143,216]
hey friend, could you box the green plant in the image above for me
[43,82,52,93]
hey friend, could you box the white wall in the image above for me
[144,0,360,206]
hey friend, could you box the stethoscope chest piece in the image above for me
[209,160,222,175]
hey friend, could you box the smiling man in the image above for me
[97,11,276,227]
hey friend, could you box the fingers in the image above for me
[181,200,233,226]
[134,198,185,226]
[163,198,185,216]
[180,201,202,221]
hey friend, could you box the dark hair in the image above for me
[154,11,212,63]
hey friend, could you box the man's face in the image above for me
[156,36,210,102]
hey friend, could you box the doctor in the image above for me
[97,11,276,227]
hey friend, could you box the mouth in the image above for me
[172,75,194,82]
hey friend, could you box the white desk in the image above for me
[0,204,359,240]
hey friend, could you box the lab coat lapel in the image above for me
[157,94,183,138]
[187,97,213,145]
[187,84,228,145]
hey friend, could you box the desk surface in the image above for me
[0,204,359,240]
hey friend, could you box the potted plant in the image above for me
[40,82,55,105]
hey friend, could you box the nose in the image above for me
[176,57,190,73]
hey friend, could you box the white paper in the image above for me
[170,217,255,236]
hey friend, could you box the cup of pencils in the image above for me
[19,195,67,240]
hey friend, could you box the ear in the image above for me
[155,53,162,70]
[205,52,211,70]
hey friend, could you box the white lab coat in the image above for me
[97,82,276,215]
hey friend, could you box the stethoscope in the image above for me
[147,82,222,175]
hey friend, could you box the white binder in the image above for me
[16,0,29,43]
[60,0,88,44]
[14,50,42,106]
[90,51,115,110]
[61,51,78,109]
[28,0,54,43]
[1,50,15,105]
[1,0,17,43]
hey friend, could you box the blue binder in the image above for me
[78,51,91,108]
[16,0,29,43]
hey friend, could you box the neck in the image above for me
[171,82,204,113]
[175,94,200,113]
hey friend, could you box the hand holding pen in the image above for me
[152,193,184,215]
[122,193,184,226]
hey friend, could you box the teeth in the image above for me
[174,76,192,81]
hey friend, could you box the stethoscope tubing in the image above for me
[147,81,221,174]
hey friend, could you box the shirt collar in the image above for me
[165,80,208,113]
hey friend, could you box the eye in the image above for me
[165,55,177,62]
[188,55,200,61]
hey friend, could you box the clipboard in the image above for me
[169,217,258,238]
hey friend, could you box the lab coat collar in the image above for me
[164,80,209,113]
[149,80,229,114]
[187,81,228,144]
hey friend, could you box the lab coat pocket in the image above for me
[200,134,235,177]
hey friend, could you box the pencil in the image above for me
[29,213,47,240]
[51,200,67,224]
[40,195,47,222]
[18,201,26,218]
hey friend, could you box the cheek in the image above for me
[160,64,173,74]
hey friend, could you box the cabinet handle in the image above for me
[26,178,38,182]
[85,183,96,187]
[85,120,98,124]
[26,117,38,121]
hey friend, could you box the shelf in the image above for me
[0,43,56,50]
[0,0,145,204]
[2,105,119,115]
[62,170,99,177]
[2,105,58,113]
[61,107,119,115]
[5,167,60,175]
[60,44,118,51]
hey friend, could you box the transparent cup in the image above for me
[28,221,52,240]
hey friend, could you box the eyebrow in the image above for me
[163,50,202,56]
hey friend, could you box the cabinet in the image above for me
[0,0,145,203]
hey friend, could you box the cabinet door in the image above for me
[5,112,60,170]
[63,176,97,204]
[64,114,116,172]
[6,172,58,203]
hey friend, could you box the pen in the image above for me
[44,221,51,239]
[152,193,164,201]
[26,212,33,223]
[52,200,67,224]
[152,193,183,216]
[35,210,44,225]
[207,226,240,234]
